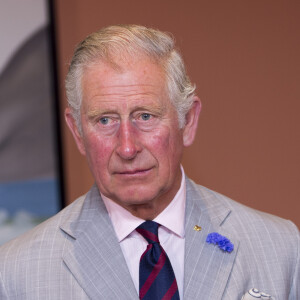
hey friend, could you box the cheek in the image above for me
[152,131,170,149]
[144,127,170,151]
[143,126,182,161]
[83,133,113,168]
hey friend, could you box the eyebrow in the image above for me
[86,104,167,120]
[131,105,166,116]
[86,109,117,119]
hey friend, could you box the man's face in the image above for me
[66,57,200,217]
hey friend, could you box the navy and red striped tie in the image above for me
[136,221,180,300]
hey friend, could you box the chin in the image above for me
[115,187,160,206]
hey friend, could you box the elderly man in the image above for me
[0,25,299,300]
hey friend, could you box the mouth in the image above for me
[116,167,153,176]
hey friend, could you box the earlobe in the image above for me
[65,108,86,155]
[183,96,201,147]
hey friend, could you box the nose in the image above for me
[116,121,141,160]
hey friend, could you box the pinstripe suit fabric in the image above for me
[0,178,299,299]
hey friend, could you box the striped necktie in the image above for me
[136,221,180,300]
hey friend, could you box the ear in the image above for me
[65,107,86,155]
[183,96,201,147]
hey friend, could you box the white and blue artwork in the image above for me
[0,0,61,245]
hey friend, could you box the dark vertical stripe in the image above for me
[140,251,166,299]
[47,0,65,208]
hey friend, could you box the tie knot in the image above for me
[136,221,160,244]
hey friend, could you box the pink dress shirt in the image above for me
[102,167,186,299]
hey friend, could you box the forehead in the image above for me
[80,57,170,109]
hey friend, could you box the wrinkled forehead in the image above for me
[81,53,169,94]
[80,55,172,109]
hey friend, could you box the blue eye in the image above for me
[99,117,109,125]
[141,113,151,121]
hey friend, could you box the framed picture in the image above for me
[0,0,63,245]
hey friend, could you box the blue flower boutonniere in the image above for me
[206,232,234,253]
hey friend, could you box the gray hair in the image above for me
[65,24,196,129]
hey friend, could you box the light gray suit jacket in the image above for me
[0,178,299,299]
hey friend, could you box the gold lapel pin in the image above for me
[193,225,202,231]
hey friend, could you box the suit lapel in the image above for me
[59,179,239,299]
[60,185,138,300]
[183,179,240,299]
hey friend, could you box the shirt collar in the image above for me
[102,166,186,242]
